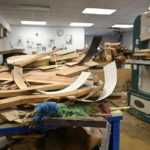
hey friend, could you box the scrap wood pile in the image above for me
[0,47,116,127]
[133,49,150,59]
[93,42,132,65]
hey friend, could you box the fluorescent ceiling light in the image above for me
[82,8,116,15]
[112,24,133,28]
[70,22,94,27]
[21,21,47,25]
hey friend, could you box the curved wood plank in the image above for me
[12,66,27,89]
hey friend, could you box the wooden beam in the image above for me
[57,66,88,77]
[50,53,79,62]
[55,50,75,56]
[14,48,62,67]
[104,49,112,62]
[38,65,62,70]
[135,49,150,53]
[0,83,70,98]
[0,49,24,55]
[0,86,95,110]
[133,53,150,57]
[0,66,10,72]
[0,72,76,84]
[44,117,106,128]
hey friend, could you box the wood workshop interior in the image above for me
[0,0,150,150]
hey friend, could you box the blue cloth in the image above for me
[32,102,61,123]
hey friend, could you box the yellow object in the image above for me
[110,106,132,111]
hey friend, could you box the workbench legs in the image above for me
[108,116,123,150]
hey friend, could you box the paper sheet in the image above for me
[38,72,91,94]
[96,61,117,101]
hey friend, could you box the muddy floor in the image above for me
[120,111,150,150]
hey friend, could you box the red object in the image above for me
[36,33,38,37]
[99,102,111,119]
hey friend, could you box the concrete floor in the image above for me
[120,112,150,150]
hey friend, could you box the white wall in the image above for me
[122,31,133,50]
[2,26,85,54]
[85,33,121,48]
[85,31,133,50]
[0,14,11,32]
[85,35,94,48]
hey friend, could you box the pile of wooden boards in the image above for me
[0,48,104,126]
[93,42,132,65]
[133,49,150,59]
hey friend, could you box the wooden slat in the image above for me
[135,49,150,53]
[104,49,112,62]
[65,62,78,66]
[0,66,10,72]
[0,83,70,98]
[84,61,99,67]
[12,66,27,89]
[133,53,150,57]
[55,50,75,56]
[14,48,62,67]
[0,49,24,55]
[0,109,20,121]
[50,53,79,62]
[0,86,95,110]
[57,66,88,77]
[38,65,62,70]
[0,72,76,84]
[44,117,106,128]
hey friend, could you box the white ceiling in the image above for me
[0,0,149,35]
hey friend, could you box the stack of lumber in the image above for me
[93,42,132,65]
[0,49,24,55]
[133,49,150,59]
[0,48,104,126]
